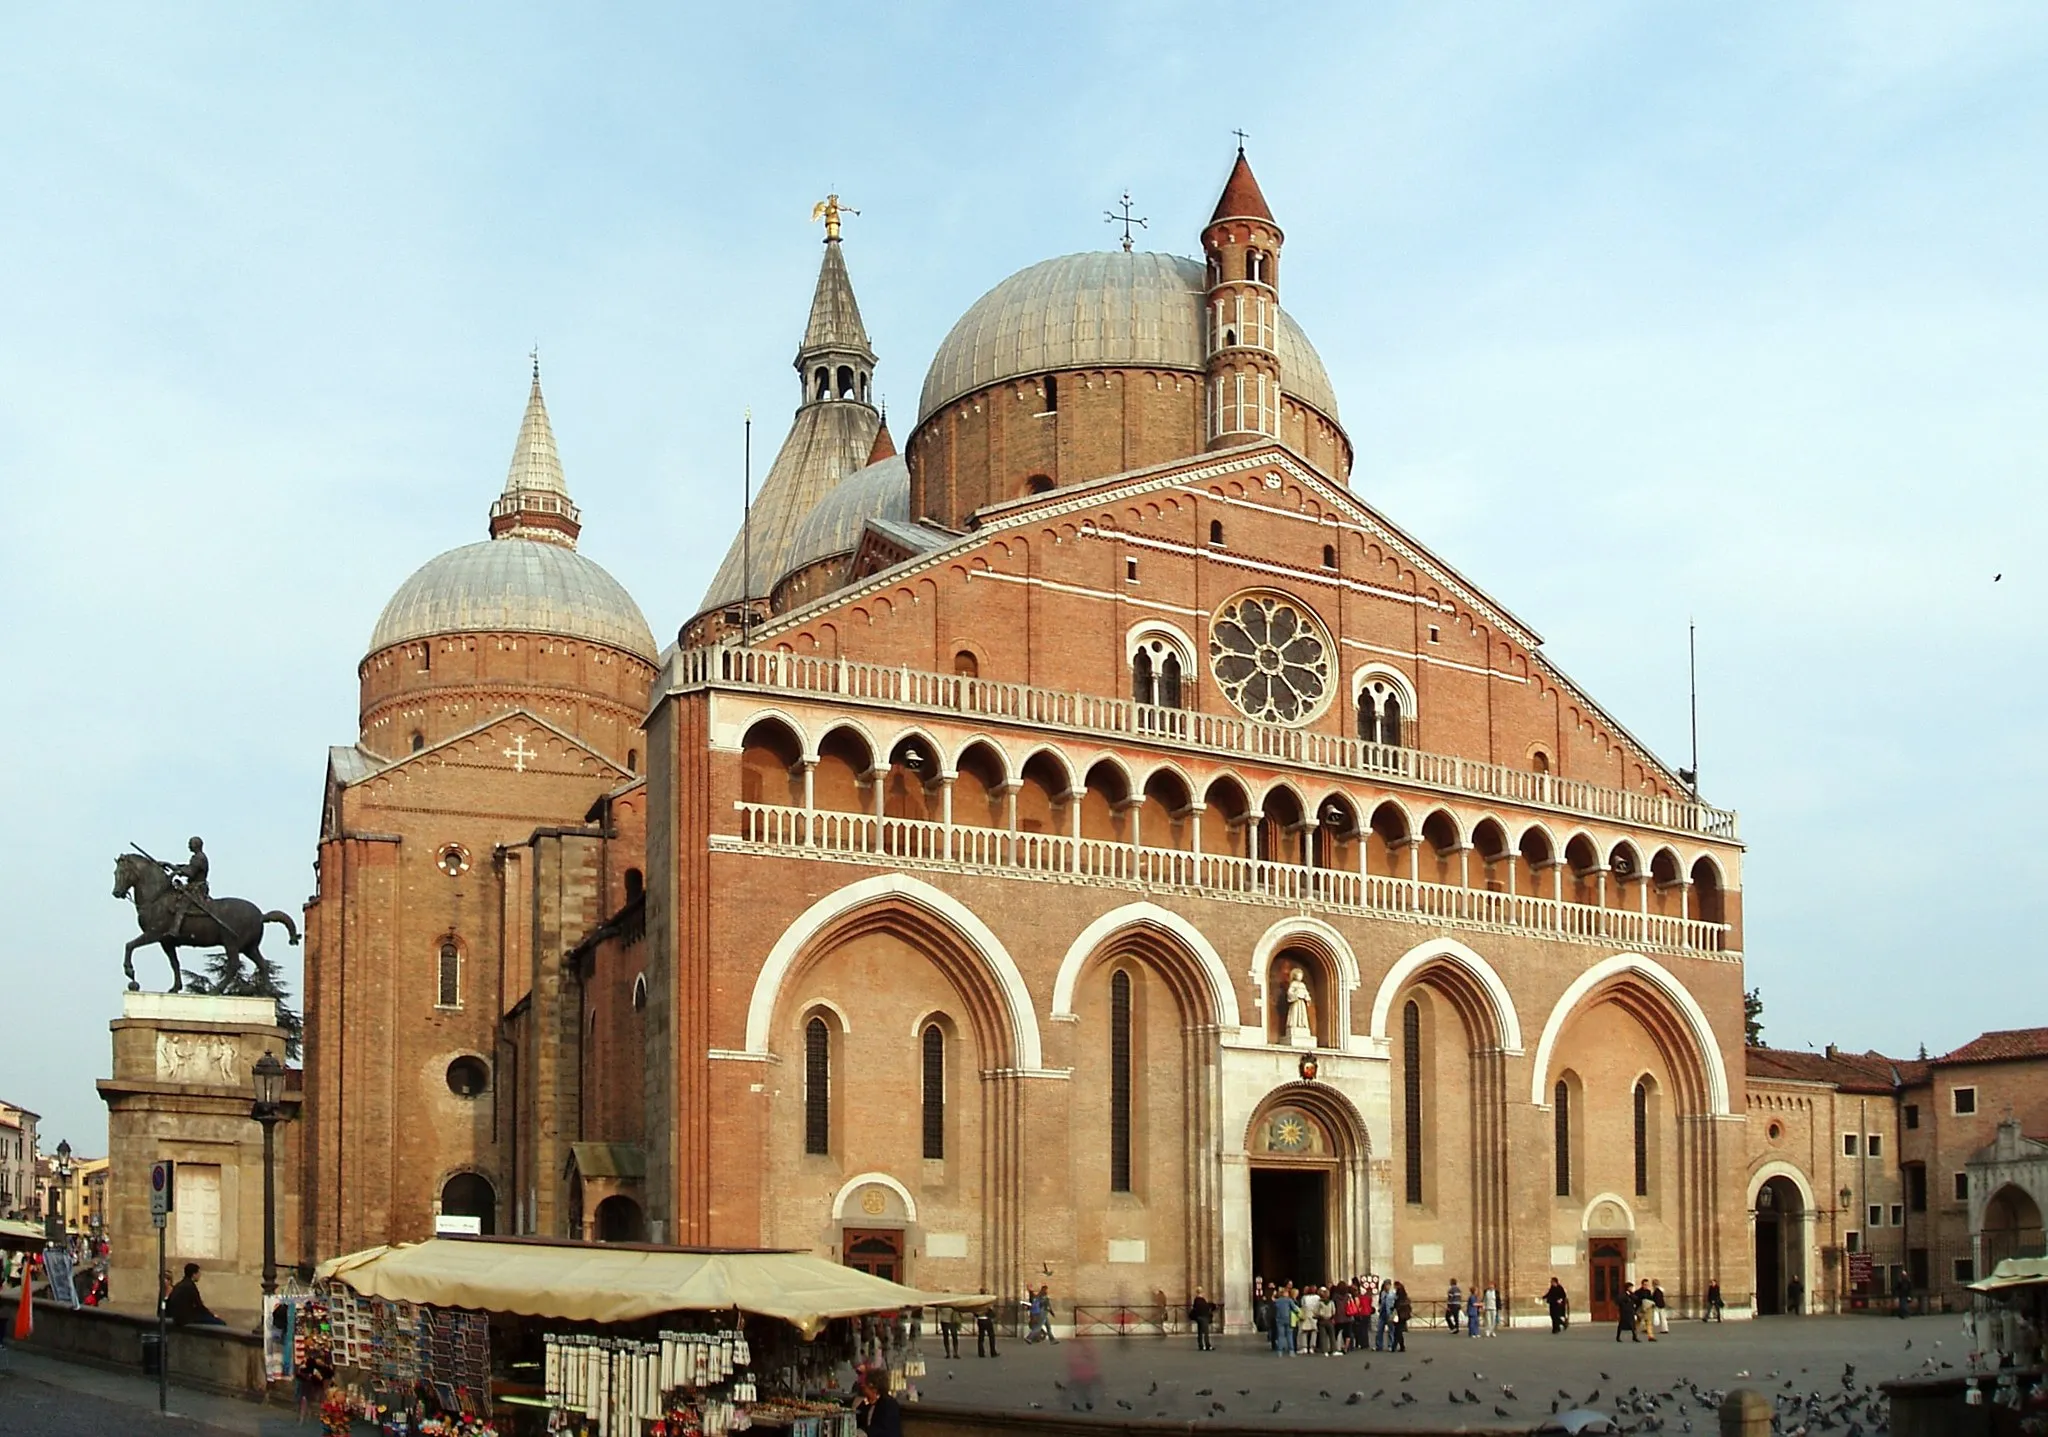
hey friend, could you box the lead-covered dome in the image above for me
[369,538,658,662]
[917,251,1340,426]
[780,453,909,580]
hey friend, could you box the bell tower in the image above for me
[1201,144,1284,449]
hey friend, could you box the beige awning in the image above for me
[315,1237,954,1339]
[1969,1256,2048,1293]
[0,1218,50,1251]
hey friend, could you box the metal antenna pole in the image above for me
[1688,620,1699,795]
[741,408,753,646]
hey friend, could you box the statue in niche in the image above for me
[1284,966,1315,1045]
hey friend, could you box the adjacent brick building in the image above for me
[1746,1030,2048,1312]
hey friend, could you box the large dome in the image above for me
[369,538,658,663]
[917,251,1341,427]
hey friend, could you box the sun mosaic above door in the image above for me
[1208,591,1334,726]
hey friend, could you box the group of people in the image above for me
[1611,1277,1672,1342]
[1248,1274,1496,1354]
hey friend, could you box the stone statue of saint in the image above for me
[1284,966,1314,1041]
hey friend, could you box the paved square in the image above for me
[917,1315,1951,1428]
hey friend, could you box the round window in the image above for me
[437,845,469,877]
[1208,592,1333,725]
[446,1056,490,1097]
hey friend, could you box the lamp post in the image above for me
[46,1139,72,1241]
[251,1052,289,1299]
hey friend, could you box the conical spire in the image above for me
[1210,148,1276,226]
[489,355,581,546]
[865,413,897,464]
[793,215,878,409]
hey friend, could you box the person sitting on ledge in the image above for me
[164,1262,226,1326]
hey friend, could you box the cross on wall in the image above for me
[503,734,536,771]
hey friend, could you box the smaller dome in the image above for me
[370,538,658,662]
[777,455,909,583]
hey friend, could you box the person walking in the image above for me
[1634,1281,1657,1342]
[1189,1287,1214,1351]
[974,1304,1000,1357]
[1706,1278,1724,1322]
[1252,1277,1269,1344]
[1896,1275,1913,1319]
[1787,1275,1804,1315]
[1545,1278,1570,1333]
[1466,1286,1481,1337]
[1483,1282,1499,1337]
[1650,1280,1669,1335]
[1446,1278,1463,1334]
[1616,1280,1639,1343]
[1392,1282,1412,1352]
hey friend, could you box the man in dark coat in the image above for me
[164,1262,225,1326]
[1189,1287,1215,1351]
[1615,1280,1639,1342]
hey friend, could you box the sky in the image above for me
[2,4,2044,1155]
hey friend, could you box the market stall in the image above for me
[1884,1260,2048,1437]
[306,1236,981,1436]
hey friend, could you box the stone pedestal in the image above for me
[96,993,301,1320]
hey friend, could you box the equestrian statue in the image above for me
[112,837,300,993]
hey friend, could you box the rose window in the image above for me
[1208,592,1332,725]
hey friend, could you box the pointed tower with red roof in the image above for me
[1201,143,1286,450]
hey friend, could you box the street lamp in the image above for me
[250,1052,291,1299]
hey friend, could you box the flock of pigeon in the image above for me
[958,1345,1909,1430]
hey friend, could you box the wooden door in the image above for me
[843,1229,904,1284]
[1589,1239,1627,1323]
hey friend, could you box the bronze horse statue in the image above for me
[113,851,300,993]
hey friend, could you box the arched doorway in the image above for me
[594,1195,647,1243]
[1982,1184,2046,1268]
[440,1173,497,1236]
[1753,1174,1805,1315]
[1244,1085,1371,1292]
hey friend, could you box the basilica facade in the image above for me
[303,151,1758,1326]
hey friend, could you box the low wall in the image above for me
[21,1299,269,1399]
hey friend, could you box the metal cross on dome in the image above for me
[503,734,536,772]
[1104,192,1147,253]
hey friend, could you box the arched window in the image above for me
[1129,630,1192,712]
[1110,970,1133,1193]
[438,941,460,1009]
[1403,999,1423,1204]
[1322,544,1336,569]
[814,367,829,402]
[410,731,425,753]
[837,365,855,400]
[1633,1079,1650,1196]
[1209,519,1225,546]
[952,649,978,678]
[1356,676,1410,748]
[1554,1079,1572,1196]
[1157,652,1182,708]
[804,1017,830,1155]
[921,1024,945,1160]
[626,748,639,774]
[1027,474,1054,494]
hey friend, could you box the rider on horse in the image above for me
[167,836,217,924]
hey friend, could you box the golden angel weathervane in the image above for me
[811,193,858,240]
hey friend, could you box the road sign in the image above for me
[150,1160,175,1221]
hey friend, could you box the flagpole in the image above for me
[741,408,753,646]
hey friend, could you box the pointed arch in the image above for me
[743,874,1045,1070]
[1051,902,1239,1029]
[1528,953,1731,1115]
[1367,937,1523,1052]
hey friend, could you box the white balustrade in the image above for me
[729,802,1733,958]
[671,648,1738,840]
